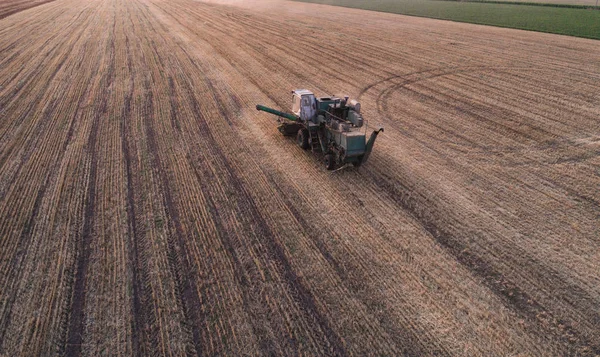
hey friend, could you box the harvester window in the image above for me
[292,95,301,114]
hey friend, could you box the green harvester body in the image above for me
[256,89,383,170]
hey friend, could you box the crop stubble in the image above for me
[0,0,599,355]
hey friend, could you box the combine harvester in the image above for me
[256,89,383,170]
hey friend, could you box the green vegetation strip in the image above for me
[438,0,598,10]
[293,0,600,39]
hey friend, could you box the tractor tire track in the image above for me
[127,3,207,351]
[141,81,206,356]
[119,30,153,356]
[64,12,116,356]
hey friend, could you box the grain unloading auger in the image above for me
[256,89,383,170]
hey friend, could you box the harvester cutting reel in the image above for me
[256,89,383,170]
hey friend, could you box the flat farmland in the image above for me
[0,0,55,18]
[1,0,599,355]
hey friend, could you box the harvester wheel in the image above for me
[297,129,309,150]
[324,154,335,170]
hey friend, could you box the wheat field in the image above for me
[0,0,599,355]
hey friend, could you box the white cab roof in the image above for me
[292,89,314,96]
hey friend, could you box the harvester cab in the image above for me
[292,89,317,122]
[256,89,383,170]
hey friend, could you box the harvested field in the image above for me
[0,0,55,18]
[0,0,599,355]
